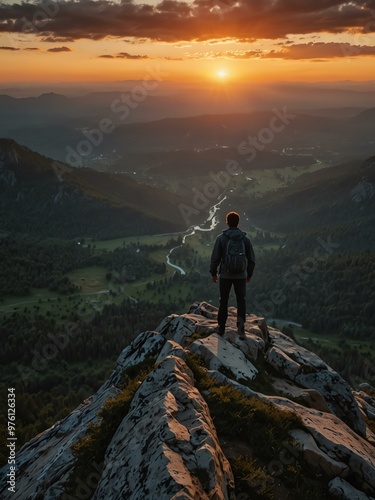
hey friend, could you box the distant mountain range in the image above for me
[1,84,375,165]
[0,139,189,238]
[2,99,375,167]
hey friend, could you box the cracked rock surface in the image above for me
[93,355,234,500]
[1,301,374,499]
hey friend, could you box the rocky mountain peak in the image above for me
[1,302,375,499]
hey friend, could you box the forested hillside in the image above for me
[247,157,375,232]
[0,139,188,238]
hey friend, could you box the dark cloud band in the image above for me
[0,0,375,43]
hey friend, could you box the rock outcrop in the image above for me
[266,326,367,436]
[1,302,375,499]
[94,355,233,500]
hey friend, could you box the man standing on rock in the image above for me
[210,211,255,339]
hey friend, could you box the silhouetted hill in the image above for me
[5,125,87,163]
[0,139,188,238]
[0,93,71,123]
[352,106,375,119]
[248,156,375,238]
[108,113,342,153]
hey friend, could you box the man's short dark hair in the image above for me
[226,211,240,227]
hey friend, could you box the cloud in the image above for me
[264,42,375,59]
[0,46,19,51]
[186,49,261,59]
[42,36,75,43]
[47,46,72,52]
[189,42,375,60]
[0,0,375,43]
[98,52,150,59]
[116,52,150,59]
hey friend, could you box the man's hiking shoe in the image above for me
[216,325,225,336]
[237,321,246,340]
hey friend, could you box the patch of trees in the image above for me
[249,247,375,338]
[0,297,181,366]
[97,245,166,281]
[0,236,93,298]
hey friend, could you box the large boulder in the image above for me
[329,477,373,500]
[266,346,301,380]
[156,314,197,347]
[295,369,366,437]
[189,334,258,382]
[272,397,375,496]
[289,429,349,478]
[268,330,327,369]
[267,329,366,437]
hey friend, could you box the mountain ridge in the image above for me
[3,99,375,162]
[0,139,188,238]
[2,302,374,499]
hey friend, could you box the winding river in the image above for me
[166,196,227,275]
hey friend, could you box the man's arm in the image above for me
[246,238,256,280]
[210,235,222,279]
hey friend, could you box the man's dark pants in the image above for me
[218,278,246,329]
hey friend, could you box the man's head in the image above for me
[226,211,240,228]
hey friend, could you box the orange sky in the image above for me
[1,0,375,83]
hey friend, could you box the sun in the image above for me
[216,69,228,79]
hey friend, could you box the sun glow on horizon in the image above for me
[216,69,228,79]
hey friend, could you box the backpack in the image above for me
[224,234,247,273]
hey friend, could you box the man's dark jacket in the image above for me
[210,227,256,279]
